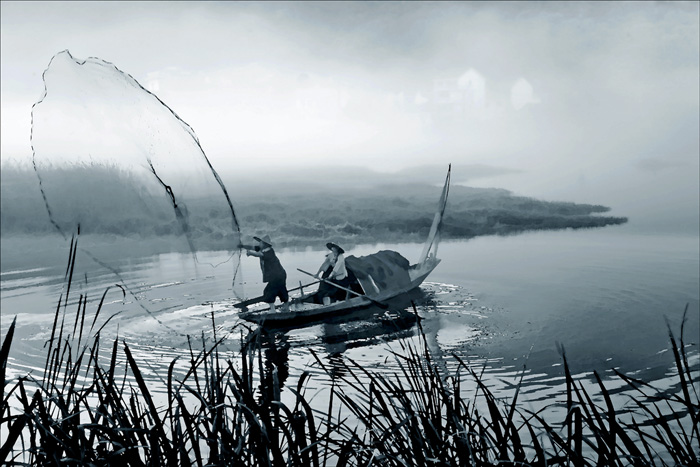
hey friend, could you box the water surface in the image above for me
[1,225,698,408]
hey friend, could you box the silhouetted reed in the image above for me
[307,308,698,466]
[1,234,697,465]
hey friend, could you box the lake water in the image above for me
[1,224,698,415]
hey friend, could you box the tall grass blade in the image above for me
[123,341,176,465]
[1,317,16,392]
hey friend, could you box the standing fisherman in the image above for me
[241,235,289,312]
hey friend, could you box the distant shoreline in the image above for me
[1,165,627,252]
[1,222,633,275]
[1,163,627,275]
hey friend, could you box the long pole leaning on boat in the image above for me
[297,268,389,309]
[233,280,320,309]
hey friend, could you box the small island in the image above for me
[0,164,627,251]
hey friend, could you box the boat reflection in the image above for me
[319,307,421,355]
[242,288,435,392]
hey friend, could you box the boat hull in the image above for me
[238,258,440,328]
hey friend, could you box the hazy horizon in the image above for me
[2,1,698,232]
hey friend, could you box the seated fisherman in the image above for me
[241,235,289,312]
[314,242,352,305]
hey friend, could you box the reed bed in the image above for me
[1,235,698,465]
[309,313,698,467]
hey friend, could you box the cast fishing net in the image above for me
[30,50,244,336]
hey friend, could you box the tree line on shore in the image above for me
[1,164,627,249]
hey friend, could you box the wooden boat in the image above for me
[238,165,451,328]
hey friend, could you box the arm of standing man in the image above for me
[239,243,263,257]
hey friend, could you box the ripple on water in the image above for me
[5,273,697,437]
[437,324,482,348]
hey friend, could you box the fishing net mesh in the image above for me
[30,50,244,334]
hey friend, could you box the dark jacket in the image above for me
[256,246,286,283]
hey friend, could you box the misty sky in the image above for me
[1,1,698,229]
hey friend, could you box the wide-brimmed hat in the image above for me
[254,235,273,247]
[326,242,344,254]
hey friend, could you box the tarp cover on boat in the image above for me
[345,250,412,297]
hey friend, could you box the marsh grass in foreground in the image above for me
[1,236,698,465]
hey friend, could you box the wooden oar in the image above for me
[297,268,389,309]
[234,280,320,309]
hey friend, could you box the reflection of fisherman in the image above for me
[242,328,290,446]
[314,242,352,305]
[263,331,290,392]
[244,328,291,396]
[241,235,289,312]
